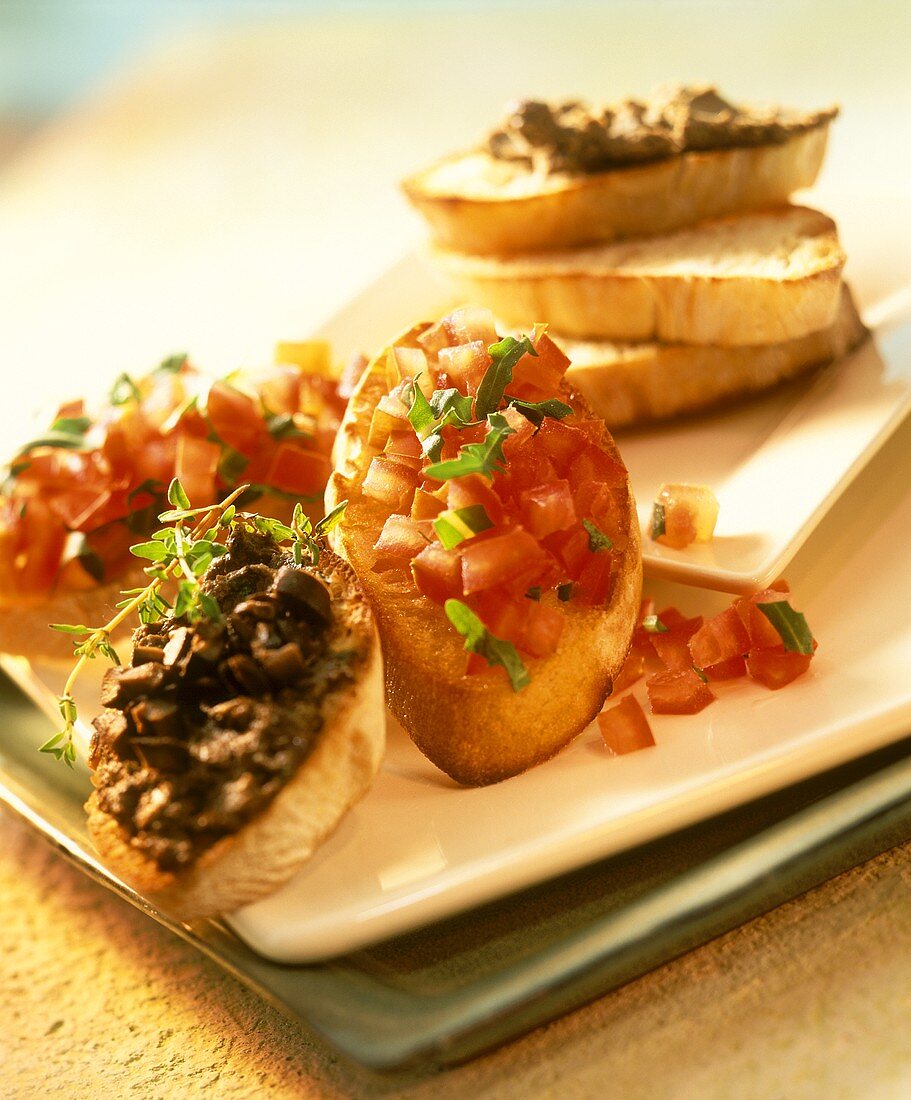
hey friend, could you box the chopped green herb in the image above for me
[692,665,709,683]
[444,599,530,692]
[526,587,542,601]
[109,372,141,406]
[433,504,493,550]
[218,446,249,487]
[506,396,573,427]
[557,582,574,602]
[408,380,475,462]
[156,353,187,374]
[650,502,666,540]
[474,335,537,419]
[641,615,668,634]
[583,518,613,553]
[266,412,313,442]
[757,600,815,655]
[424,412,515,482]
[51,415,92,435]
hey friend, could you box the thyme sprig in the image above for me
[41,477,346,767]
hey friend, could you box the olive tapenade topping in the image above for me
[485,86,838,175]
[88,526,359,872]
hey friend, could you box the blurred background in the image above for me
[0,0,908,422]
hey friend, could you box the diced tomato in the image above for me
[650,615,703,670]
[411,542,463,604]
[688,606,751,670]
[16,499,68,595]
[746,647,813,690]
[652,483,719,549]
[568,444,628,491]
[598,695,655,755]
[204,380,269,454]
[473,590,565,659]
[520,480,576,539]
[372,514,432,570]
[646,668,715,714]
[438,341,490,393]
[543,524,590,577]
[442,307,499,348]
[248,364,301,416]
[535,419,585,473]
[447,473,505,525]
[521,599,565,658]
[734,587,791,650]
[574,480,631,552]
[384,430,423,462]
[411,487,447,521]
[612,649,647,694]
[133,435,179,487]
[704,654,748,681]
[510,332,570,393]
[574,549,615,606]
[461,527,545,595]
[175,435,221,507]
[265,444,331,496]
[362,457,420,513]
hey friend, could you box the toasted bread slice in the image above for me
[560,284,868,429]
[85,532,384,921]
[403,122,832,255]
[434,206,846,346]
[327,324,642,787]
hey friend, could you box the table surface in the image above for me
[2,4,911,1096]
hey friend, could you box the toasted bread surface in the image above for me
[85,548,385,922]
[327,326,642,786]
[403,123,831,255]
[561,284,868,429]
[435,207,846,346]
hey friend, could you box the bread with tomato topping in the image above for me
[0,349,344,660]
[327,309,642,786]
[433,206,846,346]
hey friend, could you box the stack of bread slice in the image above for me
[404,88,868,429]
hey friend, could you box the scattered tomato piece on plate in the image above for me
[650,482,719,549]
[598,695,655,755]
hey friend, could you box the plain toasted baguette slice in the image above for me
[435,206,846,346]
[326,325,642,787]
[403,122,831,255]
[560,284,868,429]
[86,547,385,922]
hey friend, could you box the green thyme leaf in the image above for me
[444,599,530,692]
[129,540,171,561]
[506,397,573,427]
[424,412,515,482]
[156,353,187,374]
[583,518,613,553]
[757,600,815,655]
[315,500,347,535]
[641,615,668,634]
[253,515,294,542]
[167,477,191,510]
[433,504,493,550]
[49,623,91,635]
[474,335,537,419]
[650,503,666,540]
[109,372,141,406]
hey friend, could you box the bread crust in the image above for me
[562,284,869,429]
[403,124,831,255]
[327,326,642,786]
[85,550,385,922]
[434,207,846,346]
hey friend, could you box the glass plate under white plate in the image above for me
[319,254,911,593]
[7,322,911,963]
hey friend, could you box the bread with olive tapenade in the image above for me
[559,283,868,429]
[85,526,384,921]
[327,319,642,786]
[432,206,846,346]
[402,88,836,255]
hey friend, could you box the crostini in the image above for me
[327,308,642,786]
[85,521,384,921]
[0,348,345,659]
[403,86,837,255]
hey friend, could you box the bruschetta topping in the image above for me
[362,308,634,686]
[0,348,344,603]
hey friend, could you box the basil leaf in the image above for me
[506,397,572,427]
[266,412,313,442]
[109,372,141,406]
[429,388,474,424]
[583,518,613,553]
[410,384,475,463]
[424,412,514,482]
[444,599,530,692]
[433,504,493,550]
[51,415,92,435]
[167,477,191,510]
[218,447,249,487]
[650,502,666,540]
[641,615,668,634]
[474,335,537,419]
[757,601,815,655]
[557,582,574,602]
[406,378,436,435]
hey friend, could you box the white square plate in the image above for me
[8,260,911,963]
